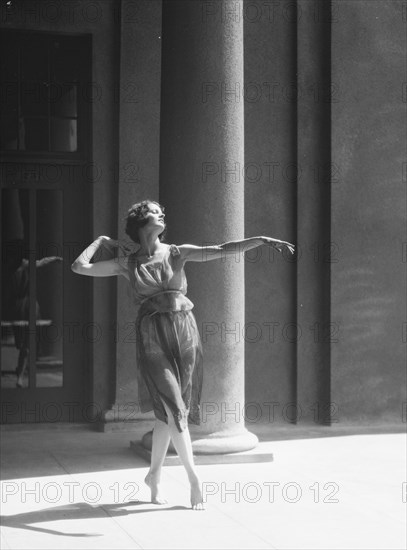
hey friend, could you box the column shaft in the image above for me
[159,0,257,452]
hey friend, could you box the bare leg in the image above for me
[16,347,28,388]
[160,401,204,510]
[145,419,171,504]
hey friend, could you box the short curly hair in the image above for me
[124,200,167,244]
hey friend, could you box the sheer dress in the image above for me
[127,244,203,432]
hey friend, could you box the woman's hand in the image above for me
[261,237,295,255]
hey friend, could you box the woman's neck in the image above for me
[138,234,161,258]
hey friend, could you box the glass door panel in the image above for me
[1,189,31,388]
[35,190,63,388]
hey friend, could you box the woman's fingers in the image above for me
[262,238,295,254]
[281,241,295,254]
[272,241,295,255]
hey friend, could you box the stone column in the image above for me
[101,0,163,430]
[158,0,258,453]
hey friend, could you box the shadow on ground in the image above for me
[0,501,189,537]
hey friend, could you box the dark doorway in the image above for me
[1,30,92,423]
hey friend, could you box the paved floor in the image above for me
[0,421,406,549]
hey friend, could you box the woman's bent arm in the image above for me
[71,236,128,278]
[178,236,295,263]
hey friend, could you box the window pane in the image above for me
[21,37,48,82]
[1,189,31,389]
[0,114,18,150]
[50,83,77,117]
[1,32,86,154]
[35,190,63,388]
[1,81,18,104]
[0,81,18,150]
[21,82,48,117]
[50,118,77,152]
[0,35,18,81]
[23,118,49,151]
[51,41,79,83]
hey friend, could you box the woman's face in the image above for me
[145,203,165,230]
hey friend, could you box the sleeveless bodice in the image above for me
[127,244,189,307]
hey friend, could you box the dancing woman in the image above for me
[71,200,295,510]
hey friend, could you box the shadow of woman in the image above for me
[1,500,189,537]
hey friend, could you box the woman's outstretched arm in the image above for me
[36,256,63,268]
[71,236,130,278]
[178,236,295,263]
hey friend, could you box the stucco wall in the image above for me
[244,1,297,424]
[331,0,406,422]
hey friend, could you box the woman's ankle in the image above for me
[146,469,161,481]
[187,470,200,485]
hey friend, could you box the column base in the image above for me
[97,406,155,432]
[141,427,259,455]
[131,439,272,465]
[191,429,259,454]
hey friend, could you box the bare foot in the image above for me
[145,473,168,505]
[190,478,205,510]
